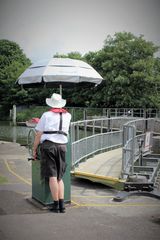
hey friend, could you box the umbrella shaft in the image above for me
[59,84,62,96]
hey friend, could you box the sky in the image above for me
[0,0,160,62]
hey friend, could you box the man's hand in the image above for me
[33,131,43,160]
[33,149,37,160]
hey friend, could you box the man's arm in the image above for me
[33,131,43,160]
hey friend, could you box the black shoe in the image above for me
[59,207,66,213]
[50,201,59,213]
[50,207,59,213]
[59,199,66,213]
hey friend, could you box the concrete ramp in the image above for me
[71,148,125,190]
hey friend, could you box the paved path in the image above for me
[0,141,160,240]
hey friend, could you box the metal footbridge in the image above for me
[70,117,160,194]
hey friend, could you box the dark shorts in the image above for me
[40,140,67,181]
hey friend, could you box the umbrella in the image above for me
[17,57,103,95]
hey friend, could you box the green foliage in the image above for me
[16,106,49,122]
[85,32,160,108]
[54,51,83,60]
[0,39,31,114]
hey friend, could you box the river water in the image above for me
[0,121,92,146]
[0,121,31,145]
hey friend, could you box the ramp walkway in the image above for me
[70,118,160,191]
[72,148,125,190]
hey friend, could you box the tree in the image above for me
[0,39,31,115]
[54,51,83,60]
[53,51,92,106]
[85,32,160,108]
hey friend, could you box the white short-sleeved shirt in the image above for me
[35,111,71,144]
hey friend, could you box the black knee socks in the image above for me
[51,199,65,213]
[59,199,65,213]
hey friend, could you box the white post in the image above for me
[13,105,16,126]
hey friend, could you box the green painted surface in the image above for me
[0,175,8,184]
[32,140,71,205]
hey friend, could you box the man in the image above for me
[33,93,71,213]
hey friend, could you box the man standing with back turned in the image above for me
[33,93,71,213]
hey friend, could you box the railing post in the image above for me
[144,110,148,132]
[93,120,95,135]
[130,126,136,175]
[76,124,80,141]
[107,109,111,132]
[122,126,126,176]
[102,108,106,117]
[107,109,109,118]
[83,109,87,120]
[115,108,117,117]
[71,108,75,122]
[84,120,87,138]
[138,138,144,166]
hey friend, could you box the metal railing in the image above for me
[71,130,122,167]
[122,118,160,179]
[70,117,160,169]
[70,117,129,168]
[27,117,125,168]
[70,117,136,142]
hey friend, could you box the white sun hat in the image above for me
[46,93,66,108]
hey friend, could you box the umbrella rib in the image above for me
[30,65,92,70]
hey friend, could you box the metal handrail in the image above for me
[122,118,160,178]
[70,117,127,168]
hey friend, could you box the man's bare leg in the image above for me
[49,176,59,200]
[58,179,64,199]
[49,177,59,212]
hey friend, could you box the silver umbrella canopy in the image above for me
[17,57,103,95]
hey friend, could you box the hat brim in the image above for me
[46,98,66,108]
